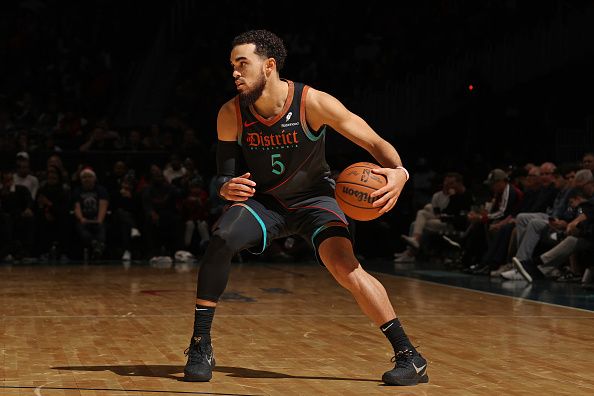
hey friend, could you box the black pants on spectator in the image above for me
[112,208,137,251]
[144,210,182,257]
[480,223,515,269]
[37,215,70,256]
[5,215,35,258]
[75,222,106,248]
[0,213,12,258]
[460,222,488,268]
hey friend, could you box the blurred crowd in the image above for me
[394,152,594,291]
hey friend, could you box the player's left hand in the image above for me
[370,167,408,214]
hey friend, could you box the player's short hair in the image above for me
[232,29,287,71]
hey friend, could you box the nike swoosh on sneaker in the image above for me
[413,362,427,374]
[206,354,213,366]
[244,120,258,127]
[195,308,209,311]
[381,323,394,332]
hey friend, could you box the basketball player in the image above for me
[184,30,428,386]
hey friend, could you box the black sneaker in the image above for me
[183,336,215,382]
[382,349,429,386]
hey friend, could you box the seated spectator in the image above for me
[45,154,70,189]
[142,165,183,261]
[121,129,146,151]
[72,167,109,260]
[14,152,39,199]
[79,125,120,152]
[107,165,141,261]
[0,171,35,261]
[395,172,473,262]
[104,160,130,193]
[36,165,71,261]
[582,152,594,172]
[181,178,211,253]
[503,187,594,282]
[453,168,523,271]
[469,162,559,275]
[500,165,584,276]
[163,153,187,184]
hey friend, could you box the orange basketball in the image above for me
[335,162,387,221]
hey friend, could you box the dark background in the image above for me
[1,0,593,258]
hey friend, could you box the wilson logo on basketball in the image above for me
[340,186,378,204]
[245,131,299,148]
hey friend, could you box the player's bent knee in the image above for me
[210,229,244,254]
[321,247,361,286]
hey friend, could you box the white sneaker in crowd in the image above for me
[400,235,420,249]
[150,256,173,268]
[394,253,415,263]
[500,268,525,281]
[442,235,461,249]
[491,262,513,277]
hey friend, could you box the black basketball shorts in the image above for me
[227,194,352,266]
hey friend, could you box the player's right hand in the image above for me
[220,172,256,201]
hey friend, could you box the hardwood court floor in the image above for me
[1,261,594,396]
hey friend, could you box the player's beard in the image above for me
[239,71,266,107]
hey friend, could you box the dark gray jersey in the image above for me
[237,80,334,206]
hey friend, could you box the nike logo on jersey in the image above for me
[244,120,258,127]
[413,362,427,374]
[381,323,394,332]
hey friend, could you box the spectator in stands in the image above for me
[104,160,130,193]
[0,171,35,262]
[142,165,183,262]
[108,173,141,261]
[36,165,70,261]
[181,178,211,253]
[122,129,145,151]
[72,167,109,260]
[16,132,33,153]
[581,152,594,172]
[181,128,201,151]
[454,168,523,271]
[46,154,70,188]
[14,152,39,199]
[142,124,163,150]
[79,125,120,152]
[503,187,594,283]
[163,153,187,184]
[467,162,558,275]
[395,172,472,262]
[491,164,580,276]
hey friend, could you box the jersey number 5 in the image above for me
[271,154,285,175]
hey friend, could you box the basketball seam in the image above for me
[343,163,379,171]
[335,193,381,210]
[336,181,384,189]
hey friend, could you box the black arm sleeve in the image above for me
[215,139,242,199]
